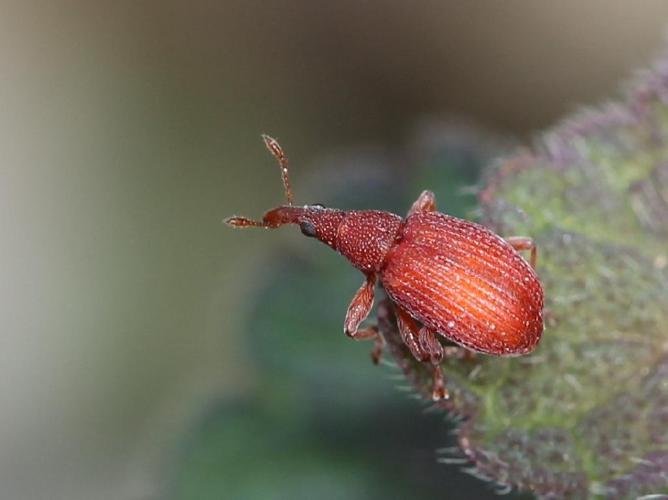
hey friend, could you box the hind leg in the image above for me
[506,236,537,269]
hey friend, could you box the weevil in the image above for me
[226,135,544,400]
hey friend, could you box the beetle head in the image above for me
[224,135,345,246]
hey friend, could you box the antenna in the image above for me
[223,215,264,227]
[224,135,298,229]
[261,134,294,206]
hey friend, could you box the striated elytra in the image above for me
[225,135,544,400]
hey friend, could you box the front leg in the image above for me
[344,273,383,363]
[344,273,376,336]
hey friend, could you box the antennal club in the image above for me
[261,134,294,206]
[223,215,265,228]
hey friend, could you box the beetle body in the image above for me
[226,135,544,399]
[381,211,543,356]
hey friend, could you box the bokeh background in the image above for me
[3,2,668,499]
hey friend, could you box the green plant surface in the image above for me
[381,53,668,498]
[174,52,668,499]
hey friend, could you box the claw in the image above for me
[431,364,449,400]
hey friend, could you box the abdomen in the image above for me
[380,212,544,356]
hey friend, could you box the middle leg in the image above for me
[418,326,448,401]
[395,305,449,401]
[395,306,428,362]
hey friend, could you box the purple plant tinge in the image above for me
[380,46,668,498]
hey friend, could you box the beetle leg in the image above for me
[419,327,444,365]
[505,236,537,269]
[395,307,428,362]
[394,309,450,400]
[344,273,376,335]
[344,274,383,363]
[442,344,477,361]
[418,327,449,400]
[407,190,437,217]
[431,364,447,401]
[351,325,384,364]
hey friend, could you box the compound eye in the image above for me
[299,221,317,238]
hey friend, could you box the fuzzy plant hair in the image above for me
[379,46,668,498]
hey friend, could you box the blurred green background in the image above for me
[3,2,668,499]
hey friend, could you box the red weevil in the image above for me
[226,135,544,400]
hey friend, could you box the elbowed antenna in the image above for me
[224,134,297,229]
[261,134,294,206]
